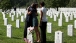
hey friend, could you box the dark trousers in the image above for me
[24,21,32,38]
[40,22,47,43]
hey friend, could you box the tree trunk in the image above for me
[57,6,58,11]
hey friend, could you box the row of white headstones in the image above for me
[2,10,34,43]
[1,8,76,43]
[46,9,76,43]
[47,22,73,43]
[2,10,27,37]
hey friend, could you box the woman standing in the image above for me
[39,2,47,43]
[32,3,40,42]
[24,3,34,43]
[24,3,40,43]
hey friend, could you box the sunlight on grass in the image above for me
[0,12,76,43]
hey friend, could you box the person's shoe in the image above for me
[36,40,40,43]
[24,38,28,43]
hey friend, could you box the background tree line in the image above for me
[0,0,76,10]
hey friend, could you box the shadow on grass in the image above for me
[64,42,67,43]
[0,34,2,35]
[46,41,54,43]
[12,37,21,39]
[34,41,54,43]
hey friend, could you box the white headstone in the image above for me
[2,12,5,20]
[74,20,76,28]
[9,13,12,17]
[60,12,62,20]
[7,24,12,38]
[27,27,34,43]
[4,18,8,26]
[56,12,59,17]
[19,11,21,16]
[47,22,52,33]
[54,14,57,21]
[50,12,53,18]
[48,11,50,16]
[11,15,14,21]
[55,31,63,43]
[13,11,15,16]
[21,16,24,22]
[69,13,73,20]
[65,16,69,22]
[18,11,21,16]
[67,25,73,36]
[24,13,26,19]
[73,13,76,18]
[16,19,20,28]
[16,13,19,18]
[58,19,62,26]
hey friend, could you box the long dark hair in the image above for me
[40,1,45,7]
[32,3,38,9]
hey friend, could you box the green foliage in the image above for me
[52,0,70,7]
[0,0,12,10]
[0,0,76,11]
[67,0,76,7]
[44,0,53,8]
[0,11,76,43]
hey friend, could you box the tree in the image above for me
[67,0,76,7]
[44,0,53,8]
[0,0,27,11]
[0,0,12,11]
[0,0,73,11]
[51,0,70,11]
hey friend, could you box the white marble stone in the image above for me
[24,11,27,18]
[69,13,73,20]
[11,15,14,21]
[21,16,24,22]
[16,13,19,18]
[65,16,69,22]
[9,13,12,17]
[54,14,57,21]
[47,22,52,33]
[58,19,62,26]
[73,13,76,18]
[60,12,62,20]
[18,11,21,16]
[7,24,12,38]
[55,31,63,43]
[16,19,20,28]
[2,12,5,20]
[4,18,8,26]
[13,11,16,16]
[74,20,76,28]
[56,12,59,17]
[48,12,51,16]
[67,25,73,36]
[27,27,34,43]
[50,12,53,18]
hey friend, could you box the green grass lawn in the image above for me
[0,12,76,43]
